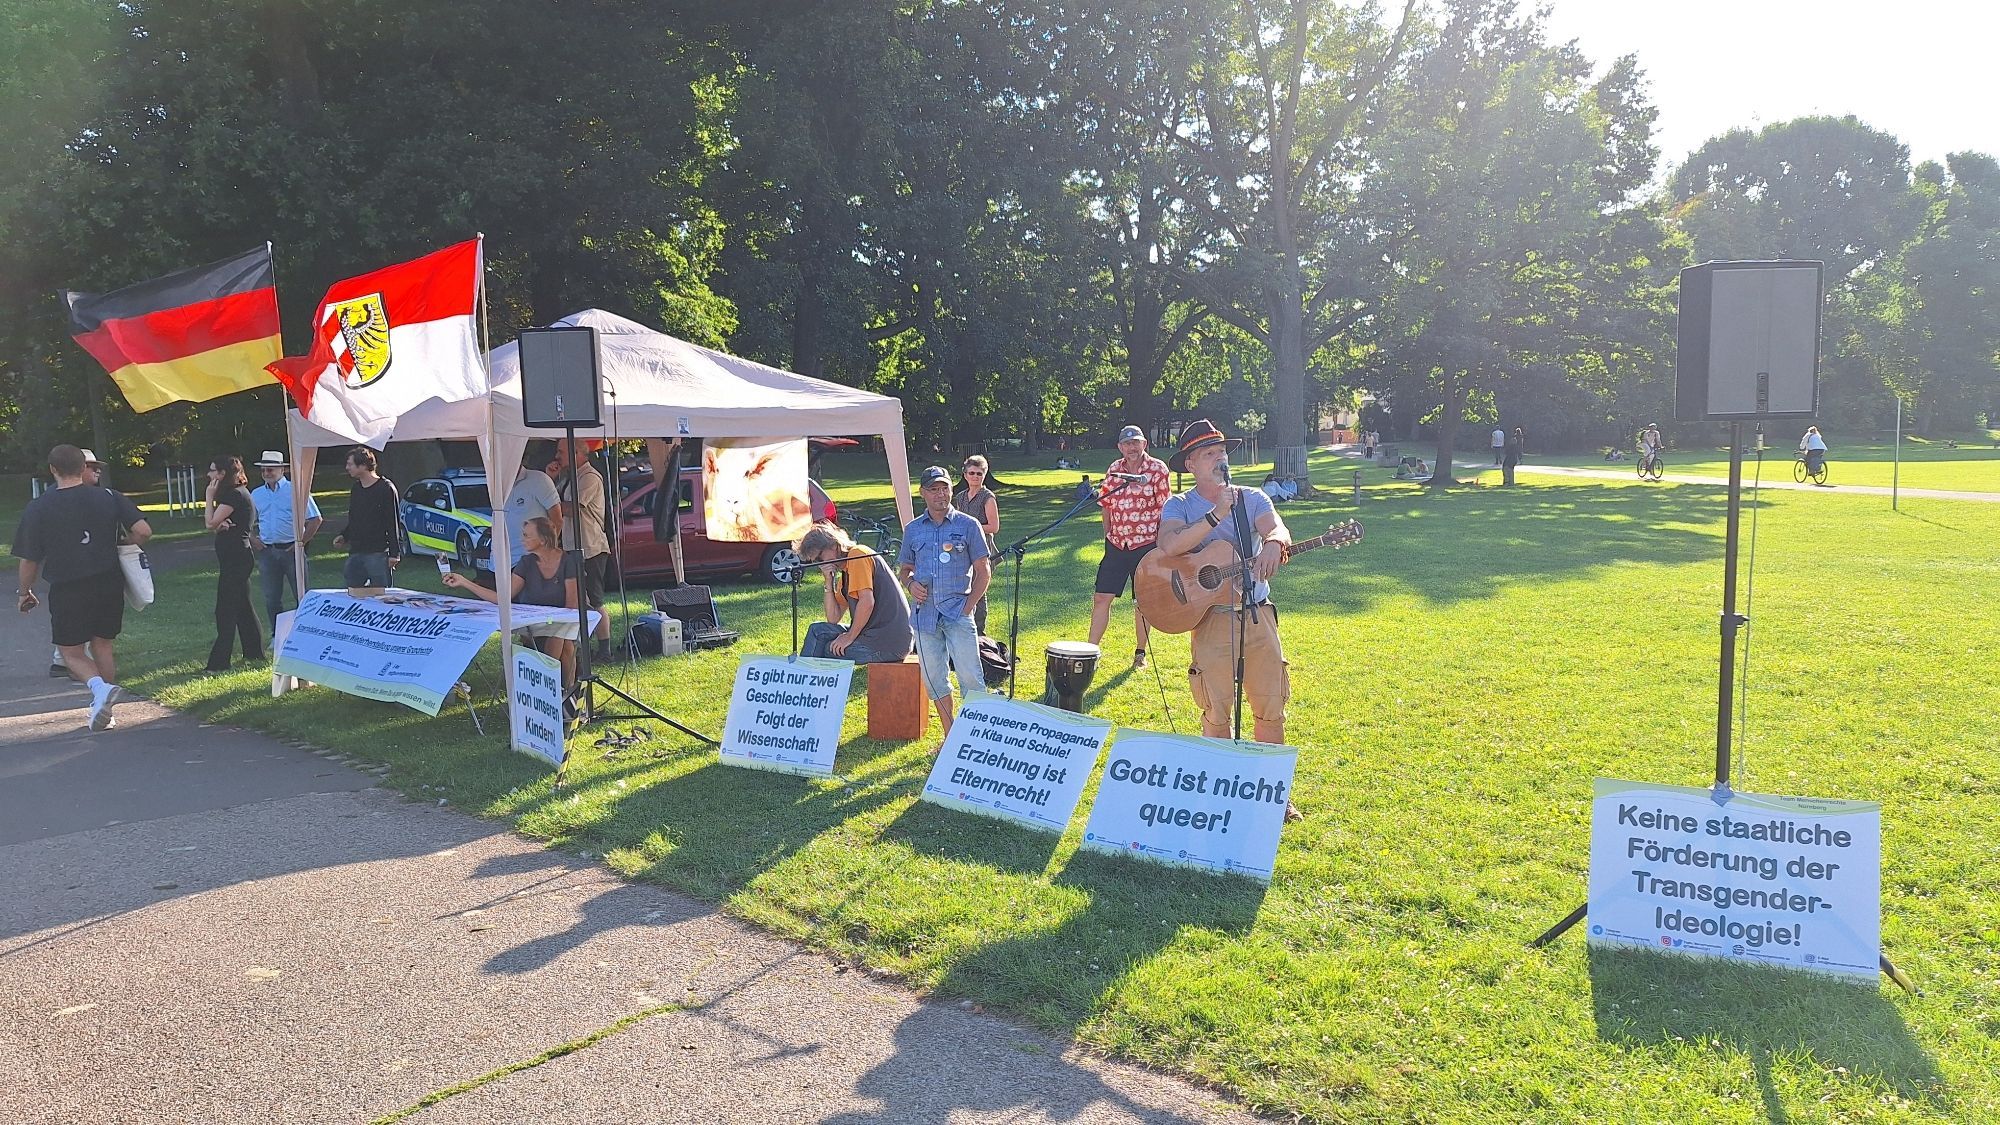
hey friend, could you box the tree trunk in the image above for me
[1430,372,1463,489]
[1268,272,1311,482]
[791,264,825,380]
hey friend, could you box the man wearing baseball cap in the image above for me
[1154,419,1299,816]
[248,450,322,631]
[1087,425,1170,668]
[896,465,992,741]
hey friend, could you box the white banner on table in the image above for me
[274,588,594,715]
[919,691,1111,833]
[1080,732,1297,882]
[509,646,565,768]
[718,655,854,777]
[1587,778,1881,981]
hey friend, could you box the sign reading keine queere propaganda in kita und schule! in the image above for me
[1587,777,1881,981]
[1081,732,1298,883]
[919,691,1112,833]
[719,655,855,778]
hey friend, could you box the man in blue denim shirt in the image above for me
[897,465,991,740]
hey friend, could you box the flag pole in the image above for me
[477,234,517,720]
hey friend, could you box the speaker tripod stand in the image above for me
[559,424,715,746]
[1528,422,1911,992]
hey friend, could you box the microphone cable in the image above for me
[1734,427,1767,788]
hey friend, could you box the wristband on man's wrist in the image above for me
[1203,511,1220,527]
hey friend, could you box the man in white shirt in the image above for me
[1491,427,1507,466]
[504,440,563,567]
[247,450,323,633]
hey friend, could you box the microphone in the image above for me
[1218,459,1231,486]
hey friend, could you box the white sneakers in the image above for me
[87,681,123,732]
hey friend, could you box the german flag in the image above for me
[63,246,283,413]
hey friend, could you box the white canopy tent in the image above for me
[283,307,916,742]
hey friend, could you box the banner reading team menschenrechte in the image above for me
[275,588,594,715]
[1586,777,1881,981]
[919,691,1112,833]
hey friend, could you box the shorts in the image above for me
[1094,541,1156,597]
[581,554,607,608]
[1188,604,1289,728]
[49,569,126,648]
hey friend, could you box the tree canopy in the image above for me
[1,1,1993,471]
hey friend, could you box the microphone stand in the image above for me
[1000,475,1142,700]
[1225,471,1260,742]
[783,546,894,660]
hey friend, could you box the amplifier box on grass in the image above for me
[630,613,683,657]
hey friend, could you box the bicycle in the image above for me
[848,511,902,562]
[1793,452,1829,486]
[1636,449,1664,482]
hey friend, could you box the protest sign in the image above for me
[274,588,593,715]
[509,646,565,768]
[1586,777,1881,980]
[919,691,1111,833]
[1080,731,1297,882]
[719,655,854,777]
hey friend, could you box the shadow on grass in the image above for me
[876,799,1062,877]
[931,848,1267,1031]
[1588,947,1948,1121]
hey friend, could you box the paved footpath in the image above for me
[1340,446,2000,503]
[0,581,1252,1123]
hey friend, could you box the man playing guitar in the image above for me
[1155,420,1295,785]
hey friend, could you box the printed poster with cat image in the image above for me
[703,438,811,543]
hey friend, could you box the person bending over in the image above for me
[795,522,914,664]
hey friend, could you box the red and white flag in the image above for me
[268,238,484,446]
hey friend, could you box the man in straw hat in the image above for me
[1155,419,1300,816]
[248,450,322,630]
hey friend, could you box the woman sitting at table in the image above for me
[442,516,579,689]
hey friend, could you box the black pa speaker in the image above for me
[1675,260,1823,421]
[518,326,603,429]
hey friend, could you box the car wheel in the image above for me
[763,544,804,584]
[456,533,476,569]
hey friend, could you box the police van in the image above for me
[400,468,494,572]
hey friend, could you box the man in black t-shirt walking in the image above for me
[331,446,404,588]
[15,444,153,731]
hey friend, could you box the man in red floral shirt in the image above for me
[1087,425,1172,668]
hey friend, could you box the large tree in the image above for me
[1161,0,1419,483]
[1365,1,1675,482]
[1669,115,1922,424]
[1853,153,2000,433]
[1,0,732,467]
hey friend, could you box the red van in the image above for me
[613,468,835,584]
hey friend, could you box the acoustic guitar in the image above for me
[1135,518,1363,634]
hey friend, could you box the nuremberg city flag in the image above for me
[62,246,283,413]
[268,238,483,447]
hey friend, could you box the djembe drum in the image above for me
[1042,640,1102,713]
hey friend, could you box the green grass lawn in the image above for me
[1530,435,2000,493]
[20,453,2000,1124]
